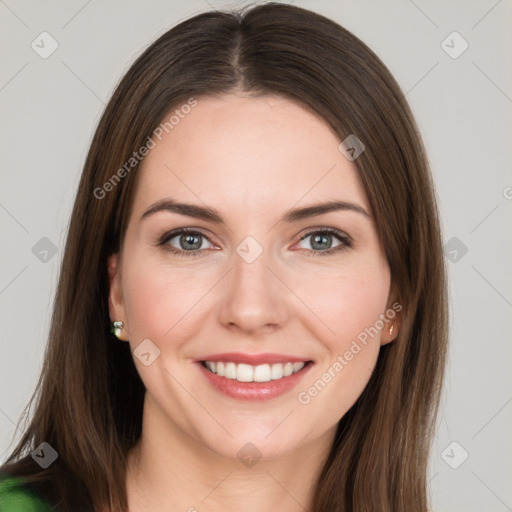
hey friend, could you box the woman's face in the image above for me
[108,92,398,462]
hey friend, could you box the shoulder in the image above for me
[0,471,53,511]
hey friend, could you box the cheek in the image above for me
[122,263,197,341]
[294,261,391,349]
[295,271,388,422]
[292,262,390,410]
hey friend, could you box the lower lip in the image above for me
[197,361,313,401]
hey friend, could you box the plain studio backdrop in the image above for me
[0,1,511,511]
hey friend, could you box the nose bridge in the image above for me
[233,238,270,292]
[219,234,287,332]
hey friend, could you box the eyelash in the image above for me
[158,227,353,258]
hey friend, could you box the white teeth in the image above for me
[203,360,307,382]
[271,363,284,380]
[253,364,271,382]
[283,362,294,377]
[293,362,305,373]
[225,362,237,379]
[236,363,254,382]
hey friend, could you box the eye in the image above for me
[295,228,352,256]
[159,228,215,257]
[158,227,352,258]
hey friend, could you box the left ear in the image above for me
[380,293,402,346]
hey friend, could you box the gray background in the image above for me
[1,1,511,510]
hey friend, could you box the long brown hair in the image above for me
[1,3,448,511]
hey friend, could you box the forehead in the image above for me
[132,93,370,218]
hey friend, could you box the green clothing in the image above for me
[0,472,52,511]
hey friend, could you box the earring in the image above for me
[111,321,124,339]
[389,324,394,336]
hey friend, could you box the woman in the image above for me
[0,2,448,511]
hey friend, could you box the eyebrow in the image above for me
[140,198,371,224]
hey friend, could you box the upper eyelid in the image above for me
[161,227,216,244]
[298,227,351,241]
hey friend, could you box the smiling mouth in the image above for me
[200,360,312,383]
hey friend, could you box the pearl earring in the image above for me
[111,321,124,339]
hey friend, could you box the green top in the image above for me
[0,472,52,511]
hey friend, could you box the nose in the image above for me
[218,244,290,335]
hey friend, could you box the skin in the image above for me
[107,91,400,512]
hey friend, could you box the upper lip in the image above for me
[196,352,313,365]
